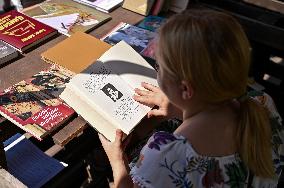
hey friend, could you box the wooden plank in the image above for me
[52,116,88,146]
[0,168,27,188]
[45,144,64,157]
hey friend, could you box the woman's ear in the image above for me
[181,80,193,100]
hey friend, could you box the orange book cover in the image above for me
[41,32,111,73]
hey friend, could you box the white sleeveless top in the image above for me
[130,92,284,188]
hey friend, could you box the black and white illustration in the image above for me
[101,83,123,102]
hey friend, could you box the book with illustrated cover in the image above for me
[0,10,57,52]
[73,0,123,13]
[22,0,111,37]
[137,15,166,32]
[0,40,18,65]
[101,22,156,53]
[41,32,111,73]
[60,41,157,142]
[4,133,66,188]
[0,64,75,140]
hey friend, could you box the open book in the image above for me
[60,41,157,142]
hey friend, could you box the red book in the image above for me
[0,10,57,52]
[0,65,75,140]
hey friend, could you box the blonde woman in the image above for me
[99,8,284,187]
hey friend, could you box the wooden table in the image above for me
[0,6,144,168]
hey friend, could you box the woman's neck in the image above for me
[182,100,233,122]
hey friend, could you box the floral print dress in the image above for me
[129,91,284,188]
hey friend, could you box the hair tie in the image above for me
[237,93,249,102]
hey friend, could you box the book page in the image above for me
[99,41,157,94]
[66,60,149,134]
[60,86,118,142]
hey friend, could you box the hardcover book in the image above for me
[60,41,157,142]
[72,0,123,13]
[0,40,18,65]
[22,0,111,37]
[122,0,156,16]
[0,64,75,140]
[0,10,57,52]
[41,32,111,73]
[101,22,156,53]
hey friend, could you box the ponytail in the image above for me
[236,97,275,178]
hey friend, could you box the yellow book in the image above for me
[41,32,111,74]
[122,0,156,16]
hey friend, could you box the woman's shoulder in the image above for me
[130,131,251,187]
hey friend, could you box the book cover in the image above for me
[22,0,111,37]
[60,41,157,142]
[136,15,166,32]
[101,22,156,53]
[41,32,111,73]
[73,0,123,13]
[0,10,57,52]
[122,0,156,16]
[4,133,66,188]
[0,65,75,140]
[0,40,18,65]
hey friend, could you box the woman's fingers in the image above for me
[141,82,159,92]
[133,94,158,106]
[114,129,123,146]
[147,109,165,118]
[134,88,151,96]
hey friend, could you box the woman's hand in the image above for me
[133,82,181,119]
[98,130,133,187]
[98,129,126,167]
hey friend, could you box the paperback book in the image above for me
[0,40,18,65]
[4,133,66,188]
[0,10,57,52]
[0,64,75,140]
[136,15,166,32]
[101,22,156,53]
[41,32,111,73]
[22,0,111,37]
[122,0,156,16]
[60,41,157,142]
[73,0,123,13]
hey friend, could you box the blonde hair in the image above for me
[158,9,274,178]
